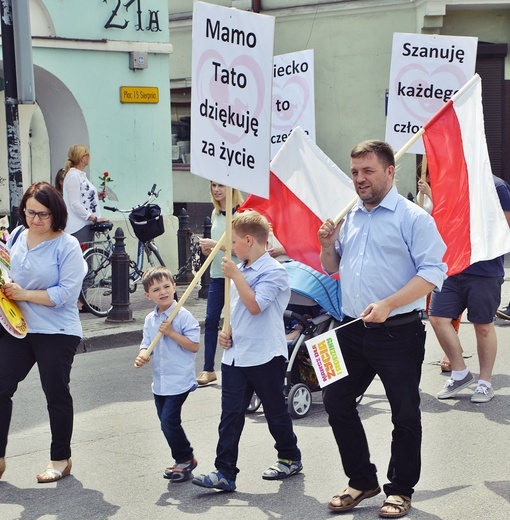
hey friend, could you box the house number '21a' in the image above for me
[103,0,161,32]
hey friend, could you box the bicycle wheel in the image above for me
[81,248,112,317]
[144,241,165,267]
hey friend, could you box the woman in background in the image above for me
[197,182,244,386]
[62,145,108,245]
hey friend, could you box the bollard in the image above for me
[105,227,133,322]
[198,215,212,299]
[177,207,193,285]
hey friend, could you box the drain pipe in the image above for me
[252,0,261,13]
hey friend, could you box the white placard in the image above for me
[191,1,275,198]
[271,49,315,159]
[385,33,477,154]
[305,328,348,388]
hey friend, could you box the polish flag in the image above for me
[239,127,356,272]
[422,74,510,276]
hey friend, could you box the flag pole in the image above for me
[333,74,481,225]
[222,187,233,335]
[417,154,427,208]
[140,233,226,359]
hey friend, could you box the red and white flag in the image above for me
[423,74,510,276]
[239,127,356,272]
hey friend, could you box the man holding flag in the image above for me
[318,140,447,518]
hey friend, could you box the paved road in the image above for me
[1,317,510,520]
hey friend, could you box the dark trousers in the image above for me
[215,356,301,480]
[154,391,193,463]
[203,277,225,372]
[0,333,80,460]
[323,319,426,498]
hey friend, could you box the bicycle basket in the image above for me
[128,204,164,242]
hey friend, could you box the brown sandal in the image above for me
[328,485,381,512]
[379,495,411,518]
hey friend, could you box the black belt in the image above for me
[363,310,423,328]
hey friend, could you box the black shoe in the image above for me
[496,306,510,320]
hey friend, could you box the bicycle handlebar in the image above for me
[103,185,160,214]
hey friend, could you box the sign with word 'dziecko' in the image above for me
[305,328,348,388]
[271,49,315,159]
[191,2,275,198]
[385,33,477,155]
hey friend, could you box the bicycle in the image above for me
[174,233,203,283]
[80,184,166,317]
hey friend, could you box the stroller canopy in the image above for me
[283,260,343,321]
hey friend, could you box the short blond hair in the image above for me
[232,210,269,245]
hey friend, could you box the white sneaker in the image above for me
[471,384,494,403]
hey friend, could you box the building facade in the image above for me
[0,0,176,262]
[170,0,510,210]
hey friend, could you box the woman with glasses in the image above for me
[62,144,108,245]
[0,182,86,483]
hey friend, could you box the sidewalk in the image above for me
[79,283,207,351]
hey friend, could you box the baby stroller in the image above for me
[247,260,347,419]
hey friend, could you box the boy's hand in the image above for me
[159,320,175,338]
[221,257,239,279]
[134,349,150,368]
[218,330,232,350]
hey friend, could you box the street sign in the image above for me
[120,86,159,104]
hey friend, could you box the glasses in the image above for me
[24,209,52,220]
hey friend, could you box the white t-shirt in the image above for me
[63,168,102,234]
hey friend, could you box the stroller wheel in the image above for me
[287,383,312,419]
[246,393,262,413]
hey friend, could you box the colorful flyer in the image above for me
[305,328,348,388]
[0,241,28,338]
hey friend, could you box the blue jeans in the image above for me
[203,277,225,372]
[215,356,301,480]
[323,318,426,498]
[0,333,80,460]
[154,392,193,463]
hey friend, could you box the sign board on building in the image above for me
[271,49,315,159]
[385,33,478,155]
[120,86,159,104]
[190,1,275,198]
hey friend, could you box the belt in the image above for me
[363,310,423,328]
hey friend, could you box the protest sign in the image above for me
[305,328,348,388]
[271,49,315,159]
[385,32,477,154]
[190,1,275,197]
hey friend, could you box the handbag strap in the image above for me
[10,225,25,246]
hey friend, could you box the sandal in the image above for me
[328,485,381,512]
[164,457,197,482]
[37,458,72,484]
[379,495,411,518]
[262,458,302,480]
[440,360,451,372]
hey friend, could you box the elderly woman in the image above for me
[62,144,108,245]
[0,182,86,483]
